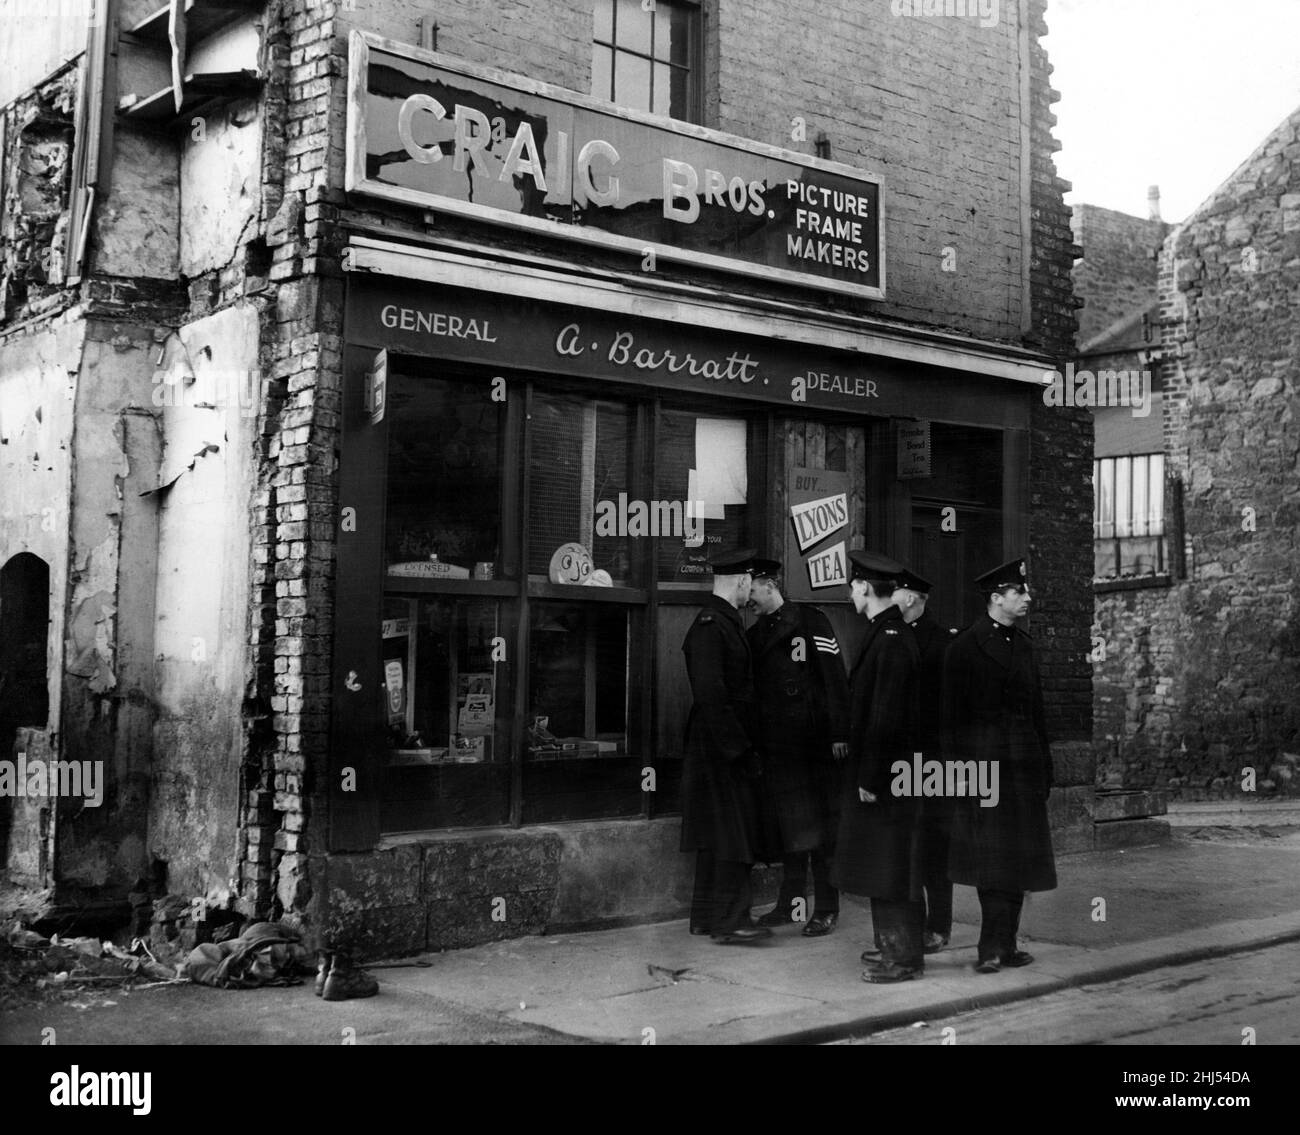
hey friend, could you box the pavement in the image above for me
[3,801,1300,1046]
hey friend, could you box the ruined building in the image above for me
[1,0,1095,952]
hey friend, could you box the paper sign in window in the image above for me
[694,418,747,507]
[790,492,849,553]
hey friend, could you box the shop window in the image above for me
[385,376,503,578]
[523,601,642,822]
[527,392,636,586]
[655,409,760,584]
[592,0,701,122]
[1094,453,1166,578]
[380,596,512,831]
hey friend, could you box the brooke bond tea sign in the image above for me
[346,32,884,300]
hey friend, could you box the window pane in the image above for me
[523,601,641,822]
[594,0,613,43]
[386,374,502,578]
[616,0,653,54]
[668,63,691,119]
[1132,455,1149,537]
[1096,458,1114,539]
[1149,454,1164,534]
[1115,457,1132,538]
[527,392,635,586]
[652,61,671,116]
[655,410,755,583]
[591,44,613,100]
[380,597,512,831]
[660,1,693,64]
[613,50,651,112]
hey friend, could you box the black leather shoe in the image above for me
[756,905,797,928]
[922,932,949,954]
[1000,950,1034,967]
[802,912,838,937]
[689,926,711,936]
[974,957,1002,974]
[712,925,773,944]
[860,946,882,963]
[862,962,922,983]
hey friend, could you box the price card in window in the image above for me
[383,658,405,724]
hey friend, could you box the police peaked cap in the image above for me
[848,550,906,583]
[975,557,1028,591]
[749,557,783,580]
[709,547,757,575]
[895,568,933,595]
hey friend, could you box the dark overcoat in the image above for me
[679,594,774,864]
[747,602,850,852]
[830,604,924,900]
[911,611,960,825]
[943,615,1057,892]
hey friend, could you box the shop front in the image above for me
[315,33,1052,953]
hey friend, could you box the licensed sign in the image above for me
[346,32,885,300]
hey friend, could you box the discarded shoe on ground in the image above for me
[320,953,379,1001]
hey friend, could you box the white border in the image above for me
[345,30,887,302]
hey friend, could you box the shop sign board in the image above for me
[346,32,884,299]
[345,279,1032,433]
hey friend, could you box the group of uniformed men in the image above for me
[680,547,1057,983]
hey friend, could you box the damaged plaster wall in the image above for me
[180,97,262,279]
[0,0,89,109]
[54,322,161,893]
[149,301,260,906]
[0,317,82,881]
[92,124,180,281]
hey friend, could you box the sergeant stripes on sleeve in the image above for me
[813,635,840,655]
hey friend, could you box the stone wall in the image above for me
[1093,107,1300,798]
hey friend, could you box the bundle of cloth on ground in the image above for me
[183,921,310,989]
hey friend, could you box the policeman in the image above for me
[747,558,850,937]
[830,551,925,983]
[893,568,960,954]
[680,547,773,945]
[943,557,1057,974]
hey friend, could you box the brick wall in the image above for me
[1071,204,1168,346]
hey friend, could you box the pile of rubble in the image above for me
[0,922,182,1011]
[1,894,380,1007]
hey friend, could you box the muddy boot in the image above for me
[321,953,379,1001]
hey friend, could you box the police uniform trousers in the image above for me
[775,848,838,916]
[691,851,753,935]
[922,808,954,938]
[976,889,1025,963]
[870,898,926,970]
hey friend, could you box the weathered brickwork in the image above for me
[1071,205,1168,347]
[1024,0,1090,752]
[1093,107,1300,798]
